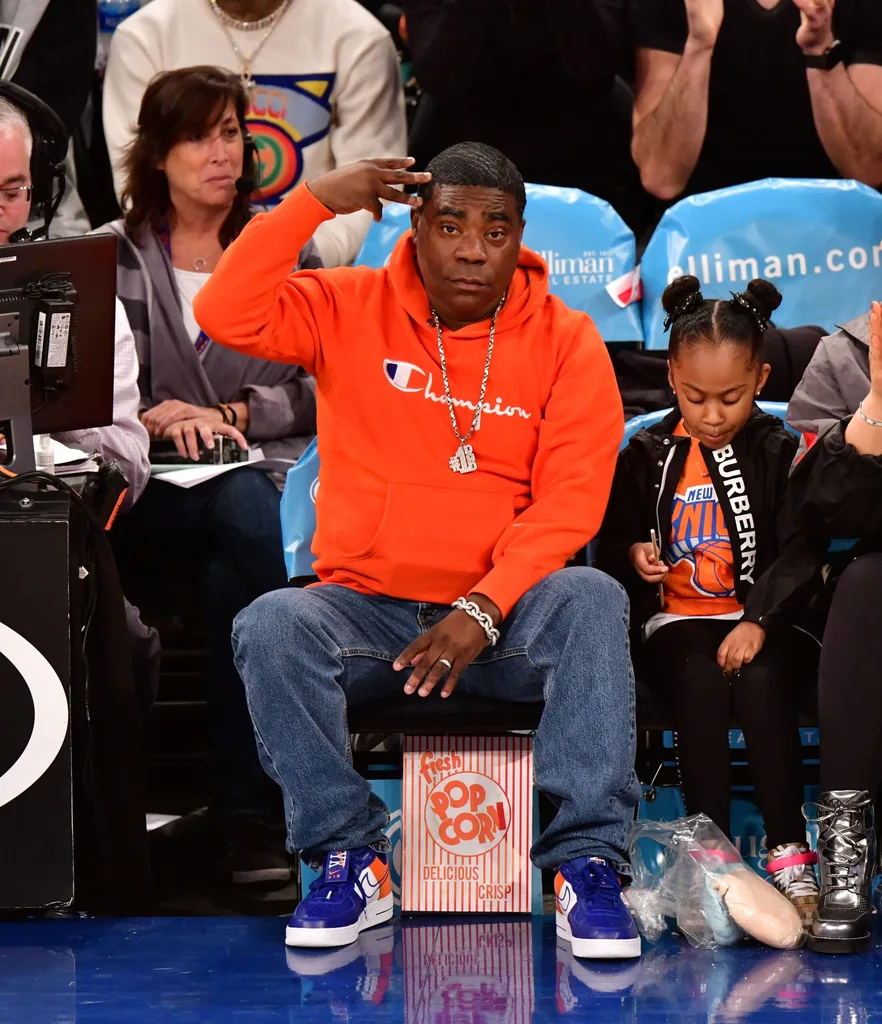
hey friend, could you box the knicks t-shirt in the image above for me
[662,425,743,618]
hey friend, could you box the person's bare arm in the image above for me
[796,0,882,187]
[845,302,882,455]
[631,43,716,199]
[632,1,723,201]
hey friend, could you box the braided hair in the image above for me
[662,275,782,364]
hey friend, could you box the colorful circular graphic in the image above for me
[248,119,302,201]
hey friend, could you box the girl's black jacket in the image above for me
[596,407,827,635]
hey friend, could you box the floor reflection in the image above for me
[0,914,880,1022]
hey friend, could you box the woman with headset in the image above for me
[103,67,318,886]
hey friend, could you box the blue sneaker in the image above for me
[555,857,642,959]
[286,848,393,949]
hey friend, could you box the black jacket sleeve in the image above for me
[742,431,827,633]
[791,420,882,538]
[12,0,97,138]
[595,438,658,619]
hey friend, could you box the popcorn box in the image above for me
[402,735,533,913]
[404,918,534,1024]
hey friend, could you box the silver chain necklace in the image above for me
[207,0,292,90]
[432,297,504,474]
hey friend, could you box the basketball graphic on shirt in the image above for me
[246,74,335,203]
[666,482,737,600]
[692,539,736,597]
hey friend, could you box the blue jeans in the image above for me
[231,567,640,871]
[113,469,288,819]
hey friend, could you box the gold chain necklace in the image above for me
[207,0,292,91]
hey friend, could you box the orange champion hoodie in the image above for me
[195,184,624,617]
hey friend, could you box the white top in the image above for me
[103,0,407,268]
[53,297,150,510]
[173,267,211,344]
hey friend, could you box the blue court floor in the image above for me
[1,914,881,1022]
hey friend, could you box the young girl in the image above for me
[598,275,824,920]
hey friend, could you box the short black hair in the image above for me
[417,142,526,219]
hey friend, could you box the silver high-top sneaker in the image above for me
[807,790,875,955]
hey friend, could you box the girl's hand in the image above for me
[630,542,669,584]
[717,621,766,676]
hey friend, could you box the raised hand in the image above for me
[684,0,724,50]
[793,0,836,56]
[307,158,432,222]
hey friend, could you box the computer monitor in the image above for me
[0,234,117,473]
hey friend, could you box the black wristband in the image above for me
[804,39,845,70]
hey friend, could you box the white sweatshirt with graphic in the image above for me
[103,0,407,267]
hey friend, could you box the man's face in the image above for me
[412,185,524,331]
[0,129,31,244]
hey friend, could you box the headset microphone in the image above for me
[235,129,260,196]
[8,228,32,244]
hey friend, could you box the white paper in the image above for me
[149,447,296,489]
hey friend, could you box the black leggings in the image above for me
[644,618,817,848]
[819,553,882,796]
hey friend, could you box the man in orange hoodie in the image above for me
[195,142,641,959]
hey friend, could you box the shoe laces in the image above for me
[804,796,873,892]
[308,854,369,904]
[570,859,622,911]
[768,845,818,899]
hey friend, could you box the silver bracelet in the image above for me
[858,400,882,429]
[452,597,501,646]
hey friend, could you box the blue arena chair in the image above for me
[640,177,882,350]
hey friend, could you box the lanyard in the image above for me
[159,220,212,356]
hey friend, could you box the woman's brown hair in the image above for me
[121,66,255,248]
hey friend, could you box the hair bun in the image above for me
[662,275,703,316]
[743,279,782,322]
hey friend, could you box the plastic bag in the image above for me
[280,437,319,580]
[626,813,804,950]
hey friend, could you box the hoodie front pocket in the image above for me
[365,481,517,596]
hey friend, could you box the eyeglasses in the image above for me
[0,185,32,206]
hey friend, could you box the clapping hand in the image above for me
[793,0,836,56]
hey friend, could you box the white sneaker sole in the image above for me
[556,911,642,960]
[286,893,394,948]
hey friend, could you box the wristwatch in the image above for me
[805,39,845,70]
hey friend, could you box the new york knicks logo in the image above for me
[668,484,735,597]
[384,360,427,392]
[247,74,335,204]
